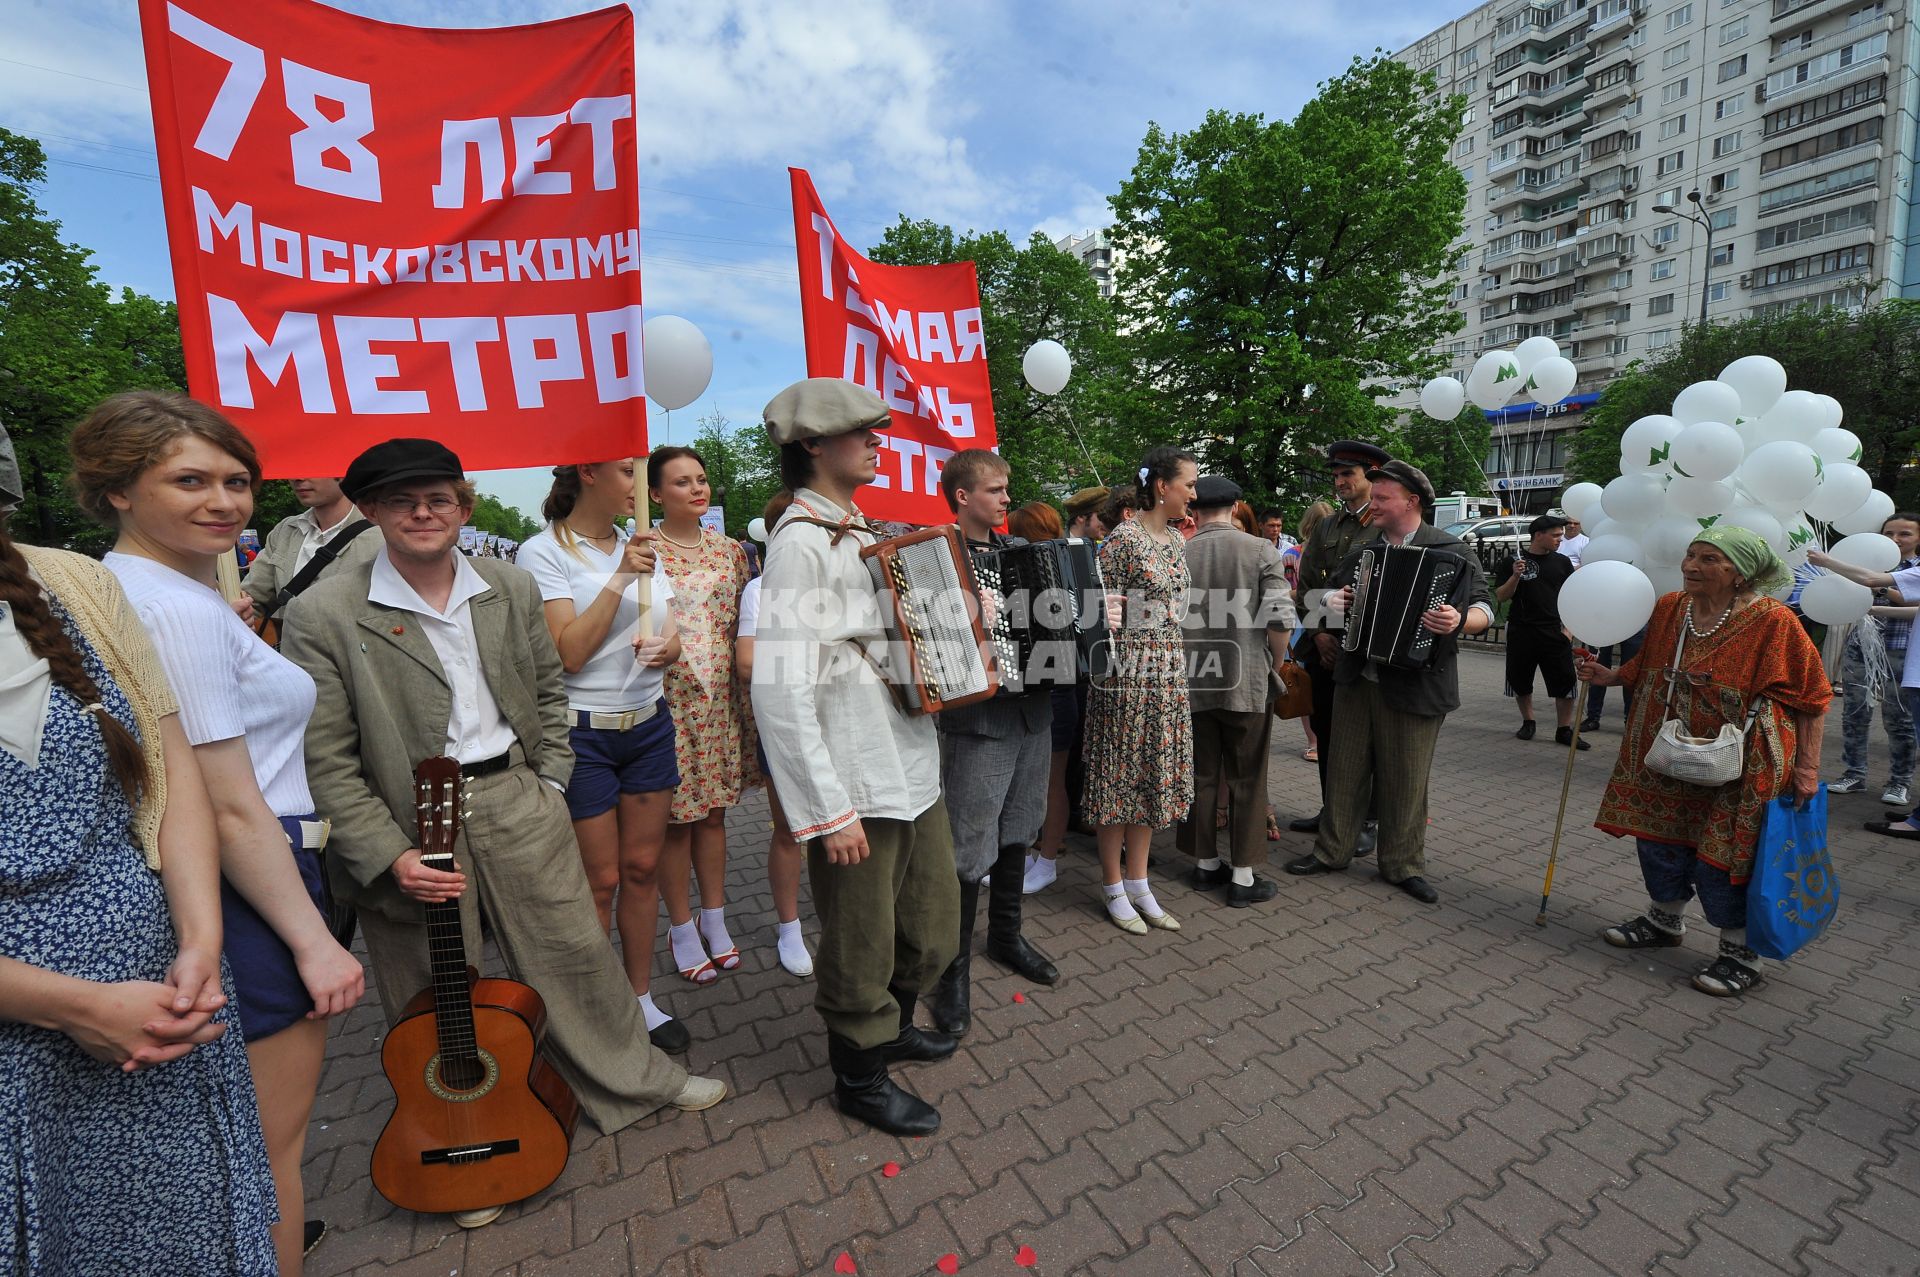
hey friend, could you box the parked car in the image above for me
[1443,515,1535,574]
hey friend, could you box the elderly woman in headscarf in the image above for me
[1576,527,1830,999]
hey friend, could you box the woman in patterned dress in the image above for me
[649,447,751,982]
[1579,527,1829,998]
[1084,446,1198,934]
[0,436,277,1274]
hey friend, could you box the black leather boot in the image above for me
[986,844,1058,985]
[828,1034,940,1136]
[877,988,957,1062]
[926,881,977,1036]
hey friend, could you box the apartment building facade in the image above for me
[1396,0,1919,511]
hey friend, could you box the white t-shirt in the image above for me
[737,576,762,639]
[518,525,676,712]
[105,552,317,817]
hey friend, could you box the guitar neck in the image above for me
[424,895,478,1066]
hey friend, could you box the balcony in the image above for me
[1761,32,1891,105]
[1768,14,1893,65]
[1575,348,1626,374]
[1586,69,1638,112]
[1772,0,1851,25]
[1587,0,1647,34]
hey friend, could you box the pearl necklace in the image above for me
[1685,597,1736,639]
[656,525,704,550]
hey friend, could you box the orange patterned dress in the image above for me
[1594,594,1830,882]
[658,528,748,824]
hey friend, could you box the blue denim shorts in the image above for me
[565,699,679,820]
[222,814,330,1042]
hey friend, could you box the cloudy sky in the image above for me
[7,0,1464,517]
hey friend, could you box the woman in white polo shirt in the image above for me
[520,462,688,1053]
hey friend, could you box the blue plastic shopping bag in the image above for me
[1746,787,1838,961]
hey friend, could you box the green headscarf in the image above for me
[1689,525,1790,593]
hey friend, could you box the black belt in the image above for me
[460,751,513,779]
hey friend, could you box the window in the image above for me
[1667,5,1694,33]
[1458,47,1478,69]
[1606,303,1632,324]
[1651,258,1677,280]
[1463,104,1477,123]
[1657,149,1687,174]
[1457,136,1476,156]
[1664,42,1691,70]
[1760,116,1883,174]
[1649,293,1676,315]
[1594,0,1632,23]
[1709,168,1740,195]
[1661,115,1689,139]
[1762,32,1890,101]
[1609,269,1634,288]
[1708,281,1733,301]
[1754,201,1876,252]
[1653,222,1682,244]
[1663,78,1691,104]
[1763,76,1886,139]
[1758,158,1880,213]
[1753,243,1872,289]
[1719,55,1747,82]
[1594,62,1635,91]
[1461,163,1475,182]
[1713,131,1743,157]
[1711,242,1735,266]
[1658,184,1683,206]
[1648,328,1676,349]
[1709,207,1737,230]
[1721,16,1747,44]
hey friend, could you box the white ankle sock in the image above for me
[1231,866,1255,887]
[637,992,671,1031]
[776,918,811,967]
[698,906,735,956]
[1124,877,1165,918]
[1197,857,1223,871]
[1102,882,1139,920]
[669,919,708,973]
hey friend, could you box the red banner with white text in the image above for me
[138,0,647,476]
[788,168,997,526]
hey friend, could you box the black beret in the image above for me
[341,438,465,502]
[1192,475,1242,510]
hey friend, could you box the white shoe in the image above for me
[1882,783,1910,806]
[671,1074,728,1112]
[1828,777,1866,794]
[1128,894,1182,931]
[452,1206,504,1229]
[1022,852,1058,894]
[777,932,815,978]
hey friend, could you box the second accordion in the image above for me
[971,537,1113,694]
[1340,543,1473,670]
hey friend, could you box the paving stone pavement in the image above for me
[301,647,1920,1277]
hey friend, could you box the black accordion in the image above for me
[1340,544,1473,670]
[971,537,1113,694]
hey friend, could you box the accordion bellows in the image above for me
[861,527,998,714]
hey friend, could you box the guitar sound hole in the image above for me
[439,1056,486,1091]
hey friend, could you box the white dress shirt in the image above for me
[0,595,52,768]
[367,548,517,765]
[287,504,364,576]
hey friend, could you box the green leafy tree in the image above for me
[867,223,1135,506]
[467,493,539,542]
[1107,55,1468,510]
[689,408,780,538]
[1402,402,1494,505]
[1571,304,1920,504]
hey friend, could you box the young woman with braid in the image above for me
[0,422,277,1272]
[79,392,364,1275]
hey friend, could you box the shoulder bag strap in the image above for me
[1660,614,1689,723]
[264,518,376,618]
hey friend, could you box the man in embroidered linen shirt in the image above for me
[283,439,724,1230]
[750,378,960,1138]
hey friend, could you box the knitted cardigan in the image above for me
[20,545,177,869]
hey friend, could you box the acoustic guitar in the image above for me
[370,757,579,1215]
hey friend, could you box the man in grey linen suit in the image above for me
[282,439,724,1225]
[1176,475,1296,908]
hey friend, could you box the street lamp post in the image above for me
[1652,188,1713,324]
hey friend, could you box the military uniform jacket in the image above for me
[1328,523,1493,718]
[1295,502,1375,632]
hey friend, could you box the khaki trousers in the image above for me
[358,764,687,1134]
[1175,707,1276,869]
[808,798,960,1048]
[1312,680,1445,882]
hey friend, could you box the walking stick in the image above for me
[1536,651,1593,927]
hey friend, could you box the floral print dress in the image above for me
[658,528,748,824]
[1084,519,1194,828]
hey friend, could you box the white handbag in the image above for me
[1642,619,1761,787]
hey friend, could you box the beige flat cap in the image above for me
[762,378,893,446]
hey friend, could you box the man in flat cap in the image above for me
[1063,487,1110,540]
[283,439,725,1228]
[750,379,961,1137]
[1284,459,1493,904]
[1177,475,1295,906]
[1495,513,1588,751]
[1290,439,1389,840]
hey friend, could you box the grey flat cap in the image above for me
[763,378,892,447]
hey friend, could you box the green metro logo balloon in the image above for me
[1496,361,1519,383]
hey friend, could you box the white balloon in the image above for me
[1834,489,1897,536]
[1810,427,1863,467]
[1755,390,1825,447]
[1666,476,1736,519]
[641,315,714,411]
[1670,420,1744,483]
[1583,533,1641,564]
[1558,561,1659,646]
[1601,474,1667,525]
[1804,463,1874,523]
[1815,393,1845,431]
[1717,355,1788,419]
[1526,356,1577,407]
[1589,518,1626,541]
[747,517,768,543]
[1419,376,1466,421]
[1561,482,1605,523]
[1720,504,1786,554]
[1779,514,1818,562]
[1830,532,1901,572]
[1642,515,1701,565]
[1644,564,1685,598]
[1619,415,1681,475]
[1739,440,1822,509]
[1022,339,1072,395]
[1468,349,1523,410]
[1671,380,1744,428]
[1799,573,1874,626]
[1513,335,1562,374]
